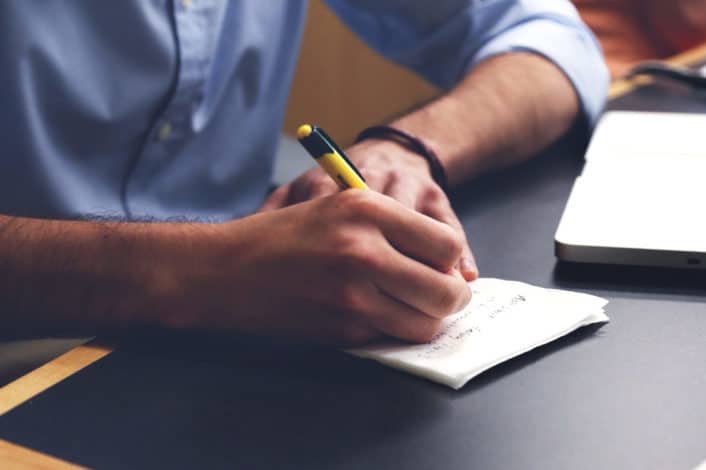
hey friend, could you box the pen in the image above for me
[297,124,369,190]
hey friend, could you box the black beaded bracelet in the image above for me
[354,125,449,193]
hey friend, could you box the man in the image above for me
[0,1,607,345]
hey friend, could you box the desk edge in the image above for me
[0,339,113,416]
[0,439,86,469]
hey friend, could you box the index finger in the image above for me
[371,195,465,274]
[421,197,478,281]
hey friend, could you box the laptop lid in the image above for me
[555,111,706,269]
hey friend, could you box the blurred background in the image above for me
[284,0,706,147]
[284,1,438,147]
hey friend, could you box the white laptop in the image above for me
[555,111,706,269]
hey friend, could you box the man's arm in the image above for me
[0,191,471,344]
[0,214,186,331]
[263,52,580,277]
[324,0,608,126]
[383,51,579,185]
[261,0,608,277]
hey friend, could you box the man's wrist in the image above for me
[355,125,449,192]
[348,137,436,183]
[138,222,218,330]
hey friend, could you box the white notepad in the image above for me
[347,278,609,390]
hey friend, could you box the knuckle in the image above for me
[435,293,456,318]
[384,168,400,185]
[360,166,383,181]
[337,284,367,314]
[438,224,464,260]
[338,188,379,217]
[436,281,467,317]
[331,229,360,253]
[352,242,384,271]
[424,185,445,204]
[410,319,442,343]
[333,233,382,273]
[362,167,393,189]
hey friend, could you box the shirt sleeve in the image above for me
[324,0,609,127]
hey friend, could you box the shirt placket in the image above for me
[124,0,218,216]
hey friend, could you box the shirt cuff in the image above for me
[473,18,609,128]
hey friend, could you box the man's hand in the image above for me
[169,190,472,346]
[0,192,470,345]
[260,138,478,281]
[260,53,585,283]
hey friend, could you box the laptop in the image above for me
[555,111,706,269]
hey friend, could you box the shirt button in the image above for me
[158,122,172,141]
[181,0,192,8]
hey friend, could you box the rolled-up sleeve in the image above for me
[324,0,609,126]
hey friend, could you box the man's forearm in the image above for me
[0,214,195,331]
[391,52,580,186]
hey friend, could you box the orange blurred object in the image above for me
[573,0,706,77]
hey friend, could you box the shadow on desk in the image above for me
[0,323,608,469]
[467,322,605,388]
[553,261,706,299]
[3,331,455,469]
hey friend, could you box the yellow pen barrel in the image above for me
[317,152,369,190]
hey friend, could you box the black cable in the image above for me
[626,61,706,89]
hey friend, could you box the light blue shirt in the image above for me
[0,0,607,222]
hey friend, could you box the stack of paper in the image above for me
[347,278,609,390]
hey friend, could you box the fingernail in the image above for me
[460,257,478,281]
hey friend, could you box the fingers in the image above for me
[381,179,477,280]
[419,190,478,281]
[258,184,291,212]
[328,243,470,345]
[357,283,446,343]
[373,249,472,319]
[373,196,465,274]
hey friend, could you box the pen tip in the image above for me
[297,124,313,140]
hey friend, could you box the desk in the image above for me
[1,46,706,469]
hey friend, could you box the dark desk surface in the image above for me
[2,52,706,469]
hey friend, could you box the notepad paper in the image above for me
[347,278,609,390]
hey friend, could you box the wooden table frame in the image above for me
[1,42,705,469]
